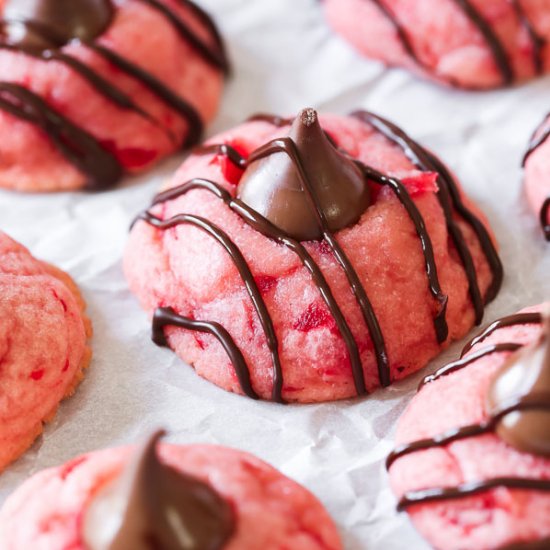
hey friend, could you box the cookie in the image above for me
[387,304,550,549]
[0,431,342,550]
[523,115,550,241]
[125,108,502,403]
[0,231,91,472]
[321,0,547,89]
[0,0,227,192]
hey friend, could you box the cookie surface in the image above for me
[523,115,550,241]
[0,442,342,550]
[0,0,227,192]
[388,304,550,550]
[322,0,549,89]
[125,110,502,403]
[0,232,91,472]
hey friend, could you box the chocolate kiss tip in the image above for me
[141,429,166,454]
[299,108,318,127]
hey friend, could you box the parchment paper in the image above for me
[0,1,549,548]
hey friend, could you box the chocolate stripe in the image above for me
[388,422,490,469]
[0,44,168,134]
[368,0,423,67]
[462,312,543,356]
[137,209,283,402]
[0,82,122,189]
[357,161,449,343]
[352,110,503,322]
[364,0,514,84]
[87,43,203,147]
[175,0,227,63]
[139,0,229,73]
[388,396,549,468]
[451,0,514,84]
[541,197,550,241]
[152,307,258,399]
[420,342,523,388]
[149,176,367,397]
[511,0,545,74]
[523,119,550,166]
[398,477,550,511]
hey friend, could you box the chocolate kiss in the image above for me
[3,0,113,52]
[83,431,234,550]
[487,315,550,457]
[237,108,370,241]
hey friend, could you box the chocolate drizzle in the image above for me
[152,306,258,400]
[83,431,235,550]
[368,0,424,69]
[451,0,513,84]
[0,0,227,189]
[541,197,550,241]
[142,205,284,401]
[0,82,122,189]
[86,43,204,147]
[511,0,545,74]
[139,0,229,74]
[387,310,550,516]
[397,477,550,512]
[523,120,550,167]
[352,110,503,323]
[462,312,543,356]
[363,0,545,85]
[134,109,503,401]
[522,115,550,241]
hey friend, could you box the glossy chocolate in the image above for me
[2,0,113,51]
[83,431,234,550]
[487,315,550,456]
[387,310,550,516]
[0,0,227,189]
[238,108,370,241]
[134,110,503,401]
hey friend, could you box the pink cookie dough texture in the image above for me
[322,0,550,89]
[524,115,550,239]
[0,0,225,192]
[0,443,342,550]
[124,112,499,403]
[0,232,91,472]
[389,303,550,550]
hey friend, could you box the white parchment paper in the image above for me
[0,1,549,548]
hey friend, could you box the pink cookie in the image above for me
[321,0,550,89]
[388,303,550,550]
[0,231,91,472]
[523,115,550,241]
[0,0,227,192]
[124,108,503,403]
[0,437,342,550]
